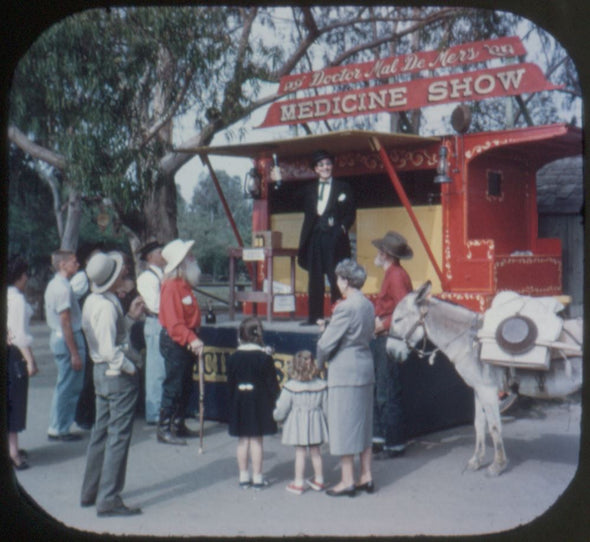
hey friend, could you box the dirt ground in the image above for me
[2,321,588,540]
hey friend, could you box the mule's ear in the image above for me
[415,281,432,305]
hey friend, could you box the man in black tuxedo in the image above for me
[297,149,356,324]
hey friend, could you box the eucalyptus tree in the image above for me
[8,5,578,255]
[178,171,252,279]
[10,6,232,251]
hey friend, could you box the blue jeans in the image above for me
[81,363,139,511]
[48,329,86,435]
[371,334,406,447]
[143,317,166,423]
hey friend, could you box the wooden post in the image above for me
[200,153,255,279]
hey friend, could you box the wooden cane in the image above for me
[198,350,205,454]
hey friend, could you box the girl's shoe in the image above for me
[239,480,251,489]
[286,483,305,495]
[252,479,270,490]
[306,479,326,491]
[11,457,29,470]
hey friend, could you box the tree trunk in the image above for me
[61,188,82,251]
[143,169,178,243]
[123,228,143,279]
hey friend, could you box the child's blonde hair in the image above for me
[288,350,318,382]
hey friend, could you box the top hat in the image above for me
[310,149,334,168]
[138,240,163,261]
[86,251,124,294]
[162,239,195,274]
[372,231,413,260]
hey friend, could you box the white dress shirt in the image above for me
[136,265,163,315]
[7,285,33,349]
[70,270,90,300]
[316,177,333,216]
[82,291,136,375]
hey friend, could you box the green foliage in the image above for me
[8,148,59,275]
[177,170,252,279]
[8,5,581,253]
[8,146,133,273]
[9,7,239,221]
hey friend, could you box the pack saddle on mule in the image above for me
[387,281,583,476]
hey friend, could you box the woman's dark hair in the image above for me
[7,254,28,285]
[238,316,264,346]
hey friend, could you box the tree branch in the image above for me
[220,6,258,118]
[329,8,460,66]
[8,126,67,170]
[31,161,65,239]
[272,7,320,80]
[265,7,460,82]
[138,63,197,151]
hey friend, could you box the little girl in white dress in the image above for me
[273,350,329,495]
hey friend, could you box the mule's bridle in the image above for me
[391,305,440,362]
[390,302,480,365]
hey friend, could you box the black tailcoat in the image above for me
[297,178,356,271]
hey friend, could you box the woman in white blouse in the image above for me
[7,255,38,469]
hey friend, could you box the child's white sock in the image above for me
[313,476,324,484]
[294,478,304,487]
[239,470,250,483]
[252,473,264,484]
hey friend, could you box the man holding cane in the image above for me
[157,239,203,445]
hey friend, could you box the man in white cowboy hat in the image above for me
[371,231,413,459]
[136,240,166,425]
[157,239,203,445]
[80,251,145,517]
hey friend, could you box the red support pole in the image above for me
[200,153,245,247]
[370,136,446,288]
[199,153,255,278]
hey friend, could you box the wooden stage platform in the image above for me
[188,313,474,440]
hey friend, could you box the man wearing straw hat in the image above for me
[371,231,413,459]
[157,239,203,445]
[80,251,145,517]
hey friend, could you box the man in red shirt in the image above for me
[371,231,413,459]
[158,239,204,445]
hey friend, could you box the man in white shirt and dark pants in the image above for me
[136,241,166,425]
[80,251,145,517]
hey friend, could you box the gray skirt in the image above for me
[327,384,373,456]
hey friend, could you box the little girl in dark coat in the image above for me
[227,317,279,489]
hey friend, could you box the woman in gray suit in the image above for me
[316,259,375,497]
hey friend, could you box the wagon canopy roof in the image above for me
[176,130,440,160]
[464,123,582,168]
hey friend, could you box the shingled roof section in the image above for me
[536,156,583,215]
